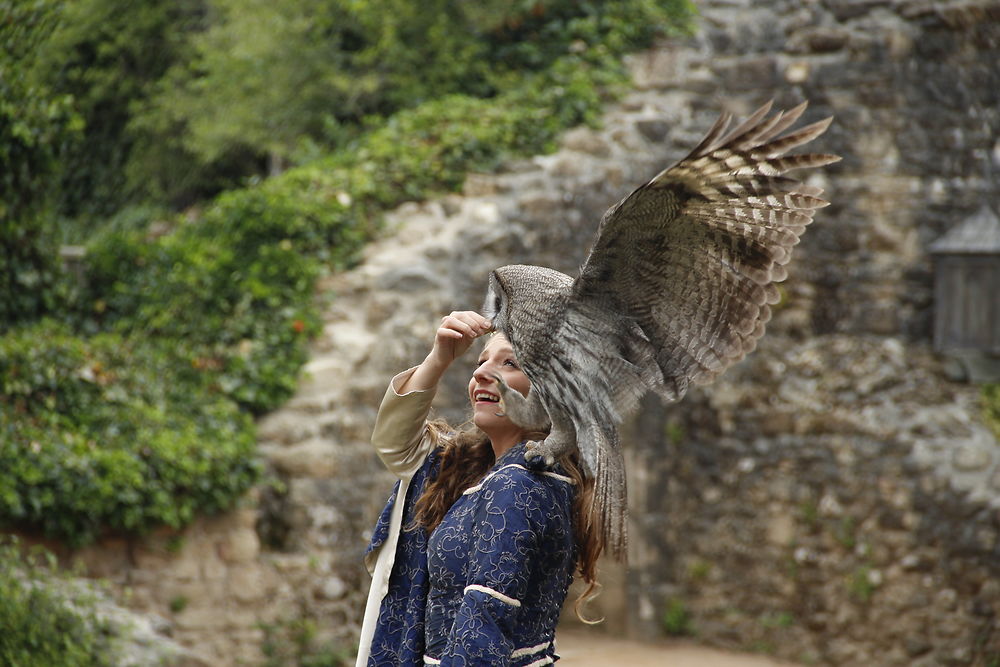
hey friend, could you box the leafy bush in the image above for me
[0,537,114,666]
[0,321,260,546]
[334,55,619,197]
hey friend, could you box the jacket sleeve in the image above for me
[370,366,437,479]
[440,472,556,666]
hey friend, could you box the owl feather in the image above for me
[483,101,840,560]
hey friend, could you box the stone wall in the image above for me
[47,0,1000,664]
[617,0,1000,664]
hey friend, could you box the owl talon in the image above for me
[524,441,557,469]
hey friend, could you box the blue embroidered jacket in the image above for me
[366,442,577,666]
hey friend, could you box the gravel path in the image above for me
[556,629,801,666]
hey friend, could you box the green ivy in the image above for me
[0,537,114,666]
[0,321,260,546]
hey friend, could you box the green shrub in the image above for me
[661,597,694,637]
[0,537,114,666]
[0,321,260,546]
[333,53,621,198]
[261,614,351,667]
[81,190,327,415]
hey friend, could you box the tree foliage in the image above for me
[131,0,695,205]
[1,0,695,546]
[27,0,206,218]
[0,0,82,328]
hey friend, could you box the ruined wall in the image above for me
[53,0,1000,664]
[620,1,1000,664]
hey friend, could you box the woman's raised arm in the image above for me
[370,311,492,477]
[397,311,492,394]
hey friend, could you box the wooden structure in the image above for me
[929,206,1000,381]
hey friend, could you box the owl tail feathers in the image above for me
[586,425,629,562]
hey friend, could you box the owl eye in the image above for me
[493,296,502,313]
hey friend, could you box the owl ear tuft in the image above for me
[482,274,504,321]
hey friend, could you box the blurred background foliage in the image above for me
[0,0,695,554]
[0,537,115,665]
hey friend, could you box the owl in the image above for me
[482,101,840,559]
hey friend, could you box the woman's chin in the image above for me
[472,405,504,432]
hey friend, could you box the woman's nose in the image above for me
[473,362,496,383]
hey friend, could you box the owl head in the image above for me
[483,264,573,344]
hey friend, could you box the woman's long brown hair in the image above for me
[411,419,605,622]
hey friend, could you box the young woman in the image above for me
[356,311,602,666]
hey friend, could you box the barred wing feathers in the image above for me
[573,101,840,405]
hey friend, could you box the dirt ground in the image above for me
[556,629,801,666]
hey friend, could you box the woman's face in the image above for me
[468,334,531,435]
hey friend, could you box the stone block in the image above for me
[174,604,230,630]
[822,0,890,21]
[625,46,686,90]
[202,554,228,582]
[713,55,778,91]
[268,437,338,478]
[786,27,851,54]
[462,173,498,197]
[218,607,263,631]
[256,411,320,446]
[218,527,260,564]
[635,119,670,143]
[235,564,279,603]
[285,390,340,414]
[767,512,796,545]
[167,551,205,582]
[267,553,314,575]
[375,264,444,293]
[951,441,994,472]
[561,127,612,158]
[317,575,348,600]
[784,60,811,84]
[518,193,562,221]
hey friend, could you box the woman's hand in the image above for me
[430,311,493,367]
[397,311,493,393]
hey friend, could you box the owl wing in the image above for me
[571,101,840,404]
